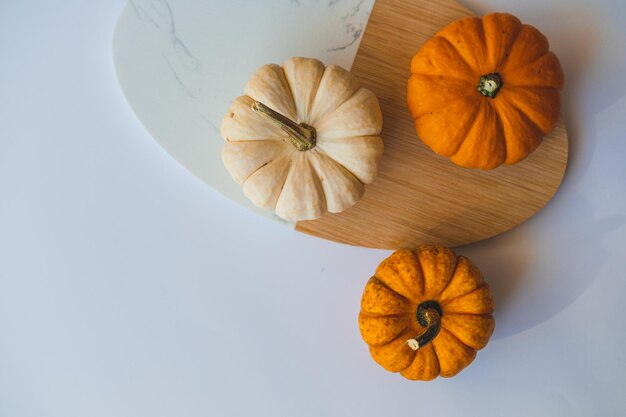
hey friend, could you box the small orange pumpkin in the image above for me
[359,246,495,380]
[407,13,564,169]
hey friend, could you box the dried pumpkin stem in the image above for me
[406,301,442,351]
[477,73,503,98]
[251,100,316,151]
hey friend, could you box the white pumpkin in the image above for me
[221,57,384,222]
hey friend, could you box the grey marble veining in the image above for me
[113,0,374,224]
[130,0,205,99]
[329,0,368,51]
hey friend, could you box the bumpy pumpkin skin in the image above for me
[359,246,495,380]
[407,13,564,169]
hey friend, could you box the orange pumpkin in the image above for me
[359,246,495,380]
[407,13,564,169]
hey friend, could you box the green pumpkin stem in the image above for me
[406,301,442,350]
[251,100,316,151]
[477,73,503,98]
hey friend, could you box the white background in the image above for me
[1,1,625,416]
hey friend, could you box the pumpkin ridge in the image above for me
[413,249,426,296]
[307,150,364,213]
[448,100,487,160]
[359,312,411,347]
[402,343,440,380]
[431,327,475,377]
[224,138,288,145]
[438,326,474,352]
[429,333,442,374]
[278,65,298,121]
[436,250,465,297]
[222,140,289,184]
[411,42,475,82]
[272,157,297,210]
[445,310,493,317]
[414,96,482,157]
[439,283,490,306]
[450,99,507,169]
[369,328,417,372]
[375,249,425,303]
[437,255,485,304]
[247,160,271,183]
[244,64,298,120]
[496,26,524,70]
[417,245,458,299]
[316,133,381,142]
[282,57,325,124]
[474,16,488,56]
[441,97,483,157]
[487,14,524,71]
[441,312,495,325]
[501,86,559,134]
[361,277,412,317]
[411,91,478,122]
[316,149,364,184]
[303,82,323,124]
[359,311,409,319]
[493,95,544,163]
[369,276,412,304]
[314,135,384,184]
[440,16,489,74]
[440,284,495,315]
[411,36,475,80]
[441,313,495,351]
[305,154,328,212]
[497,89,545,132]
[407,74,477,121]
[222,96,292,142]
[500,25,550,74]
[410,72,475,84]
[388,328,419,371]
[316,141,366,184]
[309,65,361,126]
[322,70,365,117]
[314,88,383,139]
[501,53,563,89]
[242,155,292,211]
[491,101,508,161]
[433,36,476,76]
[307,156,327,213]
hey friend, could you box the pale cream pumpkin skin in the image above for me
[359,246,495,380]
[221,57,384,222]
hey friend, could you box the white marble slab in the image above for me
[3,1,626,415]
[113,0,375,225]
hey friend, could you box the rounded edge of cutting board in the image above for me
[295,0,569,249]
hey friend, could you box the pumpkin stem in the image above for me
[407,301,442,351]
[477,73,503,98]
[251,100,316,151]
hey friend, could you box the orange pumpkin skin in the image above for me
[407,13,564,169]
[359,246,495,380]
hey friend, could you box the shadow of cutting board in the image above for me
[296,0,568,249]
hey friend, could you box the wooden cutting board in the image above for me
[296,0,568,249]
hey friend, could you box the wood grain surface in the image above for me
[295,0,568,249]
